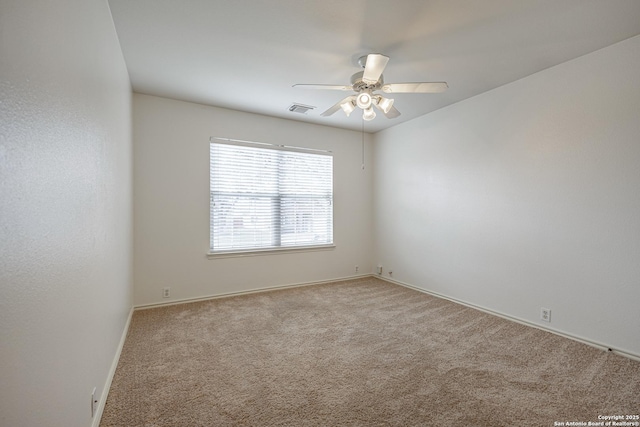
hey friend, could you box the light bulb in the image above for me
[363,107,376,121]
[356,92,372,109]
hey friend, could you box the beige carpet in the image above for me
[101,277,639,426]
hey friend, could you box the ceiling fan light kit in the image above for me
[294,53,448,121]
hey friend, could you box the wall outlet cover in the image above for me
[540,307,551,323]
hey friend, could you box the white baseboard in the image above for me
[134,274,372,310]
[376,275,640,362]
[92,306,134,427]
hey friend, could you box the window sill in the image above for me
[207,244,336,259]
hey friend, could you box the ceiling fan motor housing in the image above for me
[350,71,383,92]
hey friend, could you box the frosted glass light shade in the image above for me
[340,100,356,116]
[356,92,373,109]
[377,96,394,114]
[362,107,376,121]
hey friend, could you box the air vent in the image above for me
[288,103,316,114]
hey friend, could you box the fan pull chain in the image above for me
[361,118,365,170]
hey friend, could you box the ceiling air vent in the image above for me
[288,103,316,114]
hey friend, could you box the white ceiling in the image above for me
[108,0,640,133]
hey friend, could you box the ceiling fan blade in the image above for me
[382,82,448,93]
[321,96,355,117]
[383,105,401,119]
[293,84,353,91]
[362,54,389,84]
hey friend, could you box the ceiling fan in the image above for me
[294,53,448,121]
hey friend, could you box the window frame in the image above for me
[207,138,335,258]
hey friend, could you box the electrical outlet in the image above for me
[91,387,98,417]
[540,307,551,323]
[377,265,383,274]
[163,287,170,298]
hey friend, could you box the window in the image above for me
[210,140,333,254]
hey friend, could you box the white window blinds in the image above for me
[210,141,333,253]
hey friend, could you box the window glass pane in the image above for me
[280,151,332,196]
[211,144,278,195]
[280,197,333,247]
[212,195,277,250]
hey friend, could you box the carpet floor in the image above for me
[101,277,639,426]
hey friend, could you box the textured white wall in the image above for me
[373,36,640,357]
[0,1,133,426]
[133,94,373,306]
